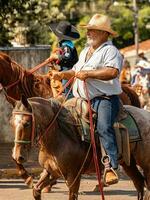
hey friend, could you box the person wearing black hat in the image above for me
[49,21,80,98]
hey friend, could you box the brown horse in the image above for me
[11,96,150,200]
[0,52,141,191]
[0,52,53,102]
[0,52,53,186]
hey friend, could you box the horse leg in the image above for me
[41,175,57,193]
[33,188,41,200]
[121,157,145,200]
[33,169,51,200]
[144,170,150,200]
[13,159,33,188]
[144,190,150,200]
[68,176,81,200]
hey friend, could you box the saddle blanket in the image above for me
[80,110,141,143]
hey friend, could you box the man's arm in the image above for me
[52,69,75,80]
[75,67,119,81]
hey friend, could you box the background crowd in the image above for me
[120,52,150,110]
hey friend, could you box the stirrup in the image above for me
[103,167,119,185]
[101,155,119,186]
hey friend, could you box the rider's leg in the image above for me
[91,95,120,169]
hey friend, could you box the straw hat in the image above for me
[49,21,80,40]
[80,14,118,37]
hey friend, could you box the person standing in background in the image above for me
[49,21,80,98]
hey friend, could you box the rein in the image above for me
[84,81,105,200]
[4,79,20,90]
[28,48,63,74]
[3,61,24,91]
[12,76,75,146]
[1,49,62,99]
[38,76,75,141]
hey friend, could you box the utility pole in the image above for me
[133,0,139,61]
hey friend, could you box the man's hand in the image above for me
[50,53,59,61]
[51,71,64,80]
[75,71,89,80]
[46,53,59,63]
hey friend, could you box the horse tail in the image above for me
[121,84,141,108]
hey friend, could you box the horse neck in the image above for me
[0,59,24,87]
[40,121,61,152]
[35,107,60,151]
[36,100,79,153]
[20,71,37,98]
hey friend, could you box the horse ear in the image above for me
[5,96,16,107]
[21,95,30,110]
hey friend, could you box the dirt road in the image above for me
[0,176,137,200]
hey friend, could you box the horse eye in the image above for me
[24,121,31,128]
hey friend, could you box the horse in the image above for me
[11,96,150,200]
[132,74,150,109]
[0,52,53,187]
[0,52,53,102]
[0,52,142,192]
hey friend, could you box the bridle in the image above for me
[1,62,25,103]
[2,61,24,91]
[12,105,60,147]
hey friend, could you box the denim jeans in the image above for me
[61,66,73,99]
[91,95,120,169]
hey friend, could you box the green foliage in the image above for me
[0,0,150,50]
[0,25,12,46]
[138,6,150,41]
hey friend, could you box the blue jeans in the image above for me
[61,67,73,99]
[91,95,120,169]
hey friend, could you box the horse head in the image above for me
[11,96,33,164]
[11,96,58,164]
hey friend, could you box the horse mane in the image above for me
[0,52,24,71]
[26,97,81,142]
[0,52,52,100]
[0,52,25,77]
[121,84,141,108]
[50,99,81,141]
[0,52,12,63]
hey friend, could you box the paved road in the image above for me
[0,176,137,200]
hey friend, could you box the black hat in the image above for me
[49,21,80,40]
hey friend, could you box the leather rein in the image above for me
[2,48,63,92]
[1,57,52,98]
[12,76,75,147]
[2,61,23,92]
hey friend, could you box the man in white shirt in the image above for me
[51,14,123,185]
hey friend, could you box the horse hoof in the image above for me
[25,176,33,188]
[41,186,51,193]
[144,190,150,200]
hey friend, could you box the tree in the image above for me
[0,0,150,49]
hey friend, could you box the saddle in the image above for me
[64,97,97,123]
[64,97,97,140]
[64,97,141,166]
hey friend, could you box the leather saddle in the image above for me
[64,97,141,166]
